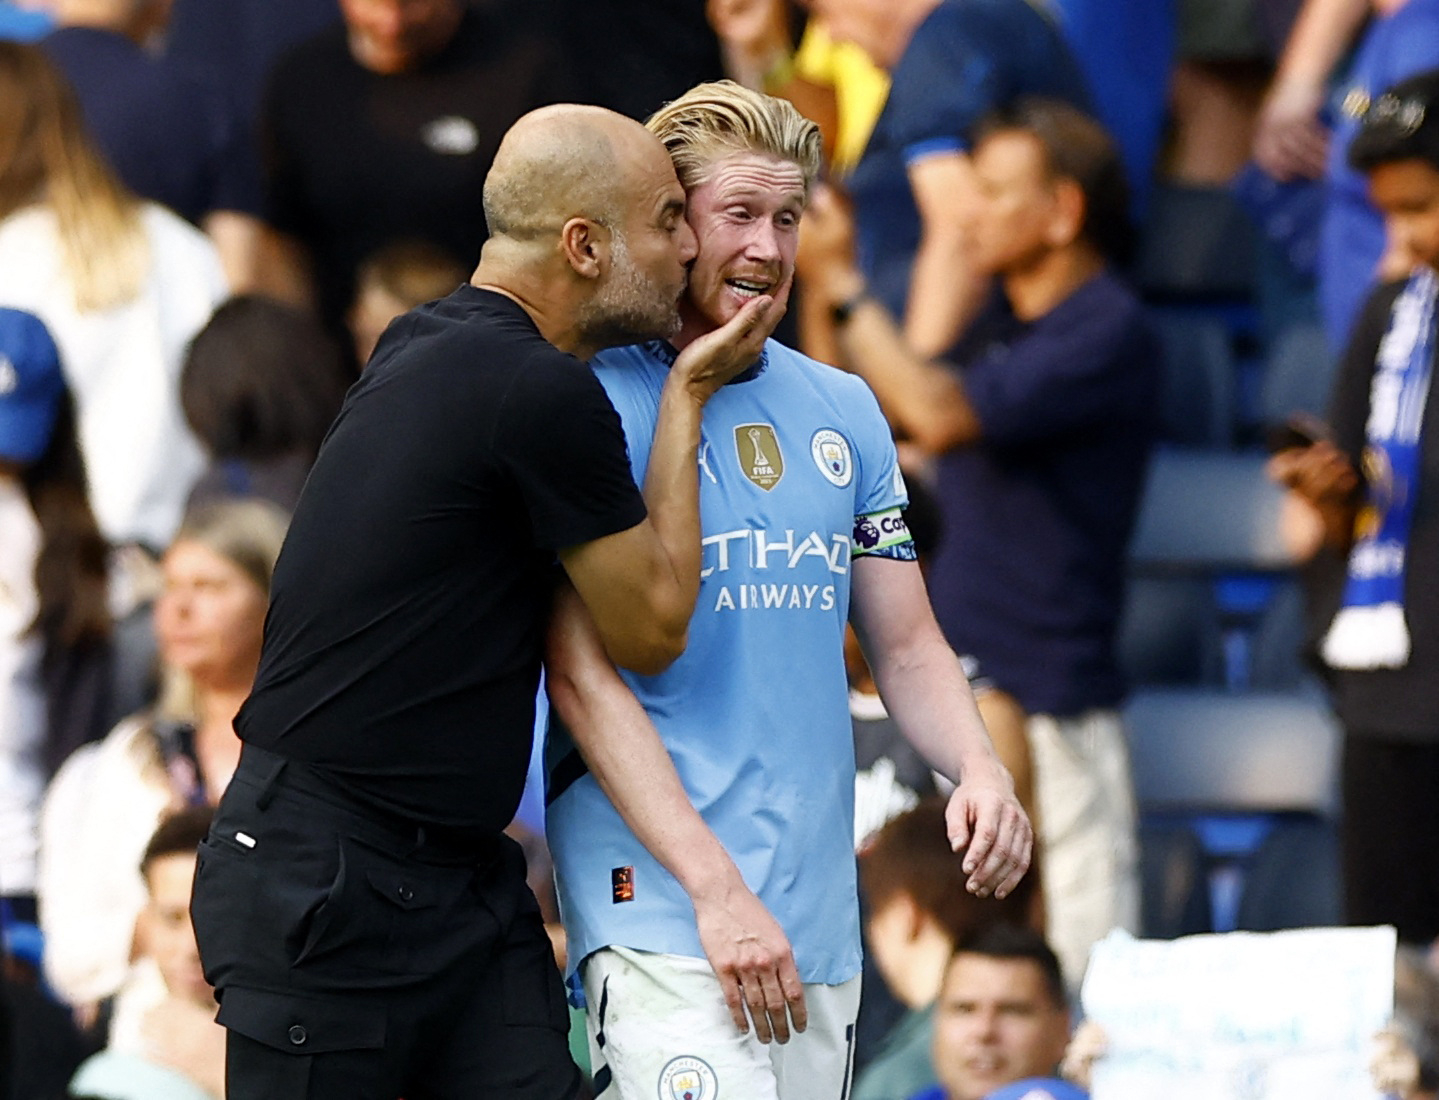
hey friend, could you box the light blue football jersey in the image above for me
[546,339,910,987]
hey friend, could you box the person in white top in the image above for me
[39,499,287,1018]
[0,41,227,553]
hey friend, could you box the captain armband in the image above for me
[851,507,917,561]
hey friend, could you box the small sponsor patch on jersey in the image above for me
[852,507,912,555]
[810,428,853,487]
[612,866,634,903]
[734,423,784,490]
[658,1055,717,1100]
[893,464,907,499]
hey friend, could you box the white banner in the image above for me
[1082,926,1396,1100]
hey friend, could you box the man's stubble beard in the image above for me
[577,230,685,351]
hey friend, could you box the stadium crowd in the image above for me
[2,0,1439,1097]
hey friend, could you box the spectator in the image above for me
[855,800,1038,1100]
[913,925,1078,1100]
[0,42,226,555]
[38,500,286,1020]
[809,0,1090,357]
[40,0,266,291]
[253,0,574,329]
[347,238,466,366]
[805,99,1159,987]
[1256,0,1439,351]
[1268,68,1439,946]
[0,307,108,925]
[180,295,349,513]
[67,807,223,1100]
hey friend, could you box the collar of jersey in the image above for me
[644,340,769,384]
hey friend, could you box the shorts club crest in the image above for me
[658,1055,718,1100]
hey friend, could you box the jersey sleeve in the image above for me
[846,376,914,560]
[495,351,647,550]
[888,10,997,162]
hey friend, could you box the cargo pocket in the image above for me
[219,986,386,1054]
[292,835,460,979]
[220,983,387,1094]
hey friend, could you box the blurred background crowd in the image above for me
[2,0,1439,1097]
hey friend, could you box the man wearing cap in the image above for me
[1,306,109,921]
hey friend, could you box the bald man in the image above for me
[190,105,782,1100]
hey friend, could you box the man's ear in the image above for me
[1045,178,1086,249]
[561,216,609,279]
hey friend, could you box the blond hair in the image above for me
[646,80,822,193]
[0,42,148,313]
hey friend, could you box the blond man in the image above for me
[545,81,1031,1100]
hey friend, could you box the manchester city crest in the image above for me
[811,428,853,487]
[658,1055,718,1100]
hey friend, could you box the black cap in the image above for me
[1349,68,1439,173]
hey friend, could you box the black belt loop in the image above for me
[253,754,288,810]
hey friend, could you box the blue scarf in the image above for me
[1323,268,1437,670]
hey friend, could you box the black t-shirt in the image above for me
[259,5,575,326]
[1314,279,1439,741]
[236,287,647,829]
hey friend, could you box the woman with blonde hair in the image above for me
[0,41,226,557]
[36,499,288,1032]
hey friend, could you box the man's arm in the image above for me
[545,585,807,1043]
[903,152,990,358]
[1253,0,1369,181]
[801,186,981,450]
[559,295,782,674]
[849,555,1032,898]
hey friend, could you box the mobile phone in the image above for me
[1264,413,1330,454]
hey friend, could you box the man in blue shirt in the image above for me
[545,80,1031,1100]
[803,99,1158,988]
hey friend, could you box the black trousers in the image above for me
[1342,734,1439,946]
[191,745,579,1100]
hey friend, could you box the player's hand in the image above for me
[671,291,785,402]
[692,877,807,1044]
[944,762,1032,899]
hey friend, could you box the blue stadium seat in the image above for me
[1150,313,1237,448]
[1259,321,1338,428]
[1123,687,1341,932]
